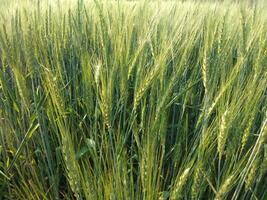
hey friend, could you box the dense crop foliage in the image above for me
[0,0,267,199]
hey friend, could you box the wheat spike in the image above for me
[170,167,191,200]
[245,157,259,191]
[215,175,234,200]
[202,50,208,94]
[241,119,253,152]
[218,110,228,159]
[191,165,203,199]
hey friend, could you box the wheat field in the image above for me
[0,0,267,199]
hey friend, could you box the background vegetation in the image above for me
[0,0,267,199]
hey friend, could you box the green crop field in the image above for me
[0,0,267,199]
